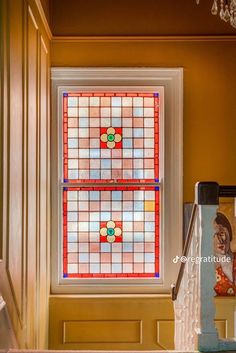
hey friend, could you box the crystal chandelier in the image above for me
[196,0,236,28]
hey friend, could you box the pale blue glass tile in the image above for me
[112,264,122,273]
[68,232,78,242]
[123,212,133,221]
[133,128,144,138]
[68,139,78,148]
[112,107,121,117]
[112,118,121,127]
[90,222,100,231]
[112,191,122,200]
[122,232,133,242]
[145,222,155,231]
[134,212,144,221]
[90,149,100,158]
[89,191,100,200]
[145,232,155,242]
[101,243,111,253]
[134,190,144,200]
[79,128,89,137]
[101,159,111,169]
[90,264,100,273]
[123,149,133,158]
[133,107,143,117]
[90,212,100,221]
[123,243,133,252]
[78,191,88,200]
[133,149,144,158]
[68,191,78,200]
[145,253,155,263]
[112,201,122,211]
[68,170,79,179]
[67,212,78,221]
[90,170,100,179]
[123,138,132,148]
[101,212,111,221]
[79,117,89,127]
[133,232,144,242]
[134,170,144,179]
[134,201,144,211]
[112,97,121,106]
[79,253,89,263]
[68,97,78,107]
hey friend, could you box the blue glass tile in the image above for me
[90,170,100,179]
[89,191,100,200]
[68,139,79,148]
[90,149,100,158]
[123,243,133,252]
[134,170,144,179]
[155,272,159,277]
[79,253,89,263]
[112,118,121,127]
[79,117,89,127]
[67,212,78,221]
[89,222,100,231]
[133,128,144,138]
[145,253,155,262]
[112,264,122,273]
[133,107,143,117]
[154,93,159,97]
[133,149,144,158]
[112,191,122,200]
[63,93,68,97]
[68,232,78,242]
[101,243,111,253]
[90,264,100,273]
[101,159,111,169]
[122,212,133,221]
[100,212,111,221]
[133,232,144,242]
[134,201,144,211]
[63,273,68,277]
[145,222,155,231]
[112,97,121,106]
[123,138,132,148]
[68,170,79,179]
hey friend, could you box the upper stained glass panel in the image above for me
[63,92,159,183]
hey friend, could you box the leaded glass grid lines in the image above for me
[63,186,159,278]
[63,92,159,183]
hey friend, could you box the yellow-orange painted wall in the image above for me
[51,38,236,201]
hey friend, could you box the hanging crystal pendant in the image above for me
[196,0,236,28]
[211,0,218,14]
[223,4,231,21]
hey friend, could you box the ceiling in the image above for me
[47,0,236,36]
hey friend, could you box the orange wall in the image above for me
[51,38,236,201]
[50,0,234,36]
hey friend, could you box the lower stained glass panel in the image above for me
[63,186,159,278]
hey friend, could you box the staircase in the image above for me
[1,182,236,352]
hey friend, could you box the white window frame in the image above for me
[51,67,183,294]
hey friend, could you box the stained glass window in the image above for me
[62,91,160,279]
[63,92,159,182]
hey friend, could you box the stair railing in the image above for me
[172,181,236,352]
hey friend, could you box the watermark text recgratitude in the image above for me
[172,255,231,264]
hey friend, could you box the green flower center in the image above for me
[107,134,115,142]
[107,228,115,236]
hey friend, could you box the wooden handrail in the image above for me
[171,203,198,301]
